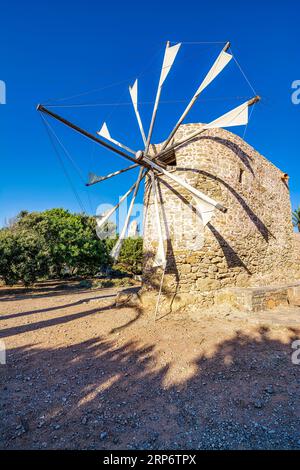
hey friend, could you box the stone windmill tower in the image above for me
[37,41,296,312]
[142,124,295,311]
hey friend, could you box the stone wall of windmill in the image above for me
[142,123,298,309]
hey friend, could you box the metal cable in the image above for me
[39,114,87,214]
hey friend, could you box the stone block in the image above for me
[288,285,300,306]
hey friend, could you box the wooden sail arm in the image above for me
[37,104,152,170]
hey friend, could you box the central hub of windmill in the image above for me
[135,150,144,161]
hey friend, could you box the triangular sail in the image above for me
[88,172,101,185]
[158,98,255,155]
[143,155,226,212]
[111,168,145,260]
[193,198,216,227]
[204,100,249,129]
[150,172,167,268]
[158,42,181,88]
[145,41,181,152]
[129,79,147,146]
[87,164,138,186]
[196,49,232,95]
[96,181,137,230]
[97,122,135,155]
[161,43,232,150]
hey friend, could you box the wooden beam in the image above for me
[37,104,151,169]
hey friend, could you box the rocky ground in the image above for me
[0,280,300,450]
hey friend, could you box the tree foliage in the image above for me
[292,207,300,232]
[108,237,143,275]
[0,209,144,285]
[0,209,112,285]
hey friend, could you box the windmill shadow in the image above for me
[176,167,274,242]
[207,223,252,274]
[199,135,255,175]
[2,325,300,450]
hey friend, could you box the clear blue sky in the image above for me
[0,0,299,227]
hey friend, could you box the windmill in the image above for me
[37,41,260,279]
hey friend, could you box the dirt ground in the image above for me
[1,280,300,450]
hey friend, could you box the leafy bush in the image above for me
[0,227,47,286]
[110,237,143,275]
[0,209,144,286]
[0,209,112,285]
[293,207,300,232]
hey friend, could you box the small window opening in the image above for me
[158,149,177,167]
[239,168,244,183]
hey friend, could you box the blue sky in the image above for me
[0,0,299,228]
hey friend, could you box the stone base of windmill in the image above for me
[115,280,300,318]
[139,281,300,314]
[214,281,300,312]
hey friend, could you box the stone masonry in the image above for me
[142,124,297,310]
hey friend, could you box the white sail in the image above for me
[158,42,181,88]
[161,44,232,150]
[197,50,232,95]
[111,168,144,260]
[160,100,251,153]
[151,172,166,268]
[145,42,181,152]
[205,101,249,129]
[97,122,135,155]
[87,164,138,186]
[129,79,147,146]
[143,156,226,212]
[193,198,216,227]
[95,182,136,230]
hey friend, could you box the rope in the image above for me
[230,48,257,96]
[41,116,86,184]
[45,77,138,104]
[170,41,227,45]
[43,96,250,109]
[39,114,87,214]
[45,45,163,106]
[242,102,256,139]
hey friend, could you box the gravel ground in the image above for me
[0,281,300,450]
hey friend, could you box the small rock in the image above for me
[254,400,263,409]
[100,432,108,440]
[265,385,274,394]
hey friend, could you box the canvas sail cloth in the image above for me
[196,49,232,95]
[193,197,216,227]
[95,182,136,237]
[170,100,251,150]
[150,172,167,269]
[110,168,145,261]
[204,100,249,129]
[161,47,232,150]
[88,172,102,185]
[97,122,135,155]
[87,164,138,186]
[129,79,147,146]
[145,42,181,152]
[158,42,181,88]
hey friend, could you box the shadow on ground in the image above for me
[1,324,300,450]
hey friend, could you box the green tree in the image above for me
[293,207,300,232]
[114,237,143,275]
[0,209,112,285]
[0,227,48,286]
